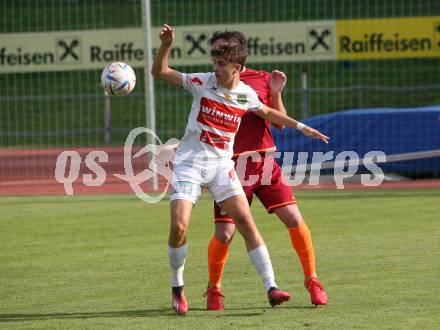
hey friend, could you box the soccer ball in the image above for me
[101,62,136,96]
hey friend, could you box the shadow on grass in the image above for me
[0,195,142,206]
[0,309,177,322]
[0,305,316,322]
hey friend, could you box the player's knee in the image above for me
[216,230,234,244]
[233,213,255,232]
[170,221,188,240]
[215,222,236,244]
[284,212,302,228]
[275,205,303,228]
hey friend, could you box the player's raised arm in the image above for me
[269,70,288,130]
[151,24,183,87]
[254,105,330,144]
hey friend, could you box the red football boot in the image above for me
[172,287,188,315]
[205,287,225,311]
[305,278,328,306]
[268,287,291,307]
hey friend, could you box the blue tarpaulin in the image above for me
[271,105,440,174]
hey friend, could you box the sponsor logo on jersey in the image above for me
[191,77,203,85]
[197,97,245,133]
[237,93,247,105]
[172,181,194,194]
[199,129,230,150]
[224,93,232,100]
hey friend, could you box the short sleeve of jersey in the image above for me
[182,72,212,96]
[247,89,264,111]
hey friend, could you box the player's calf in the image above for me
[219,195,263,250]
[169,199,192,246]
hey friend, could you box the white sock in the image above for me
[249,245,277,291]
[168,244,188,287]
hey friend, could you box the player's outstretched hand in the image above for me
[160,24,175,47]
[301,125,330,144]
[269,70,287,93]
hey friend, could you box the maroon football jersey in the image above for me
[233,67,277,156]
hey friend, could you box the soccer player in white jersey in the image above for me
[151,24,329,315]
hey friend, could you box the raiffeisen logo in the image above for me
[339,33,432,53]
[0,37,82,67]
[0,47,55,66]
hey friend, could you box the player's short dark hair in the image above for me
[209,30,248,69]
[209,30,247,48]
[210,41,248,70]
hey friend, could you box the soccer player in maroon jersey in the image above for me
[205,31,329,310]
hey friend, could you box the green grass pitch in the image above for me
[1,189,439,329]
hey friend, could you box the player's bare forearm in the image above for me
[269,70,287,129]
[271,93,287,115]
[151,24,183,87]
[151,44,171,77]
[270,92,287,130]
[256,105,297,128]
[255,105,329,144]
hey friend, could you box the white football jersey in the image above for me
[175,72,263,164]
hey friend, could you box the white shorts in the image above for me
[170,160,244,204]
